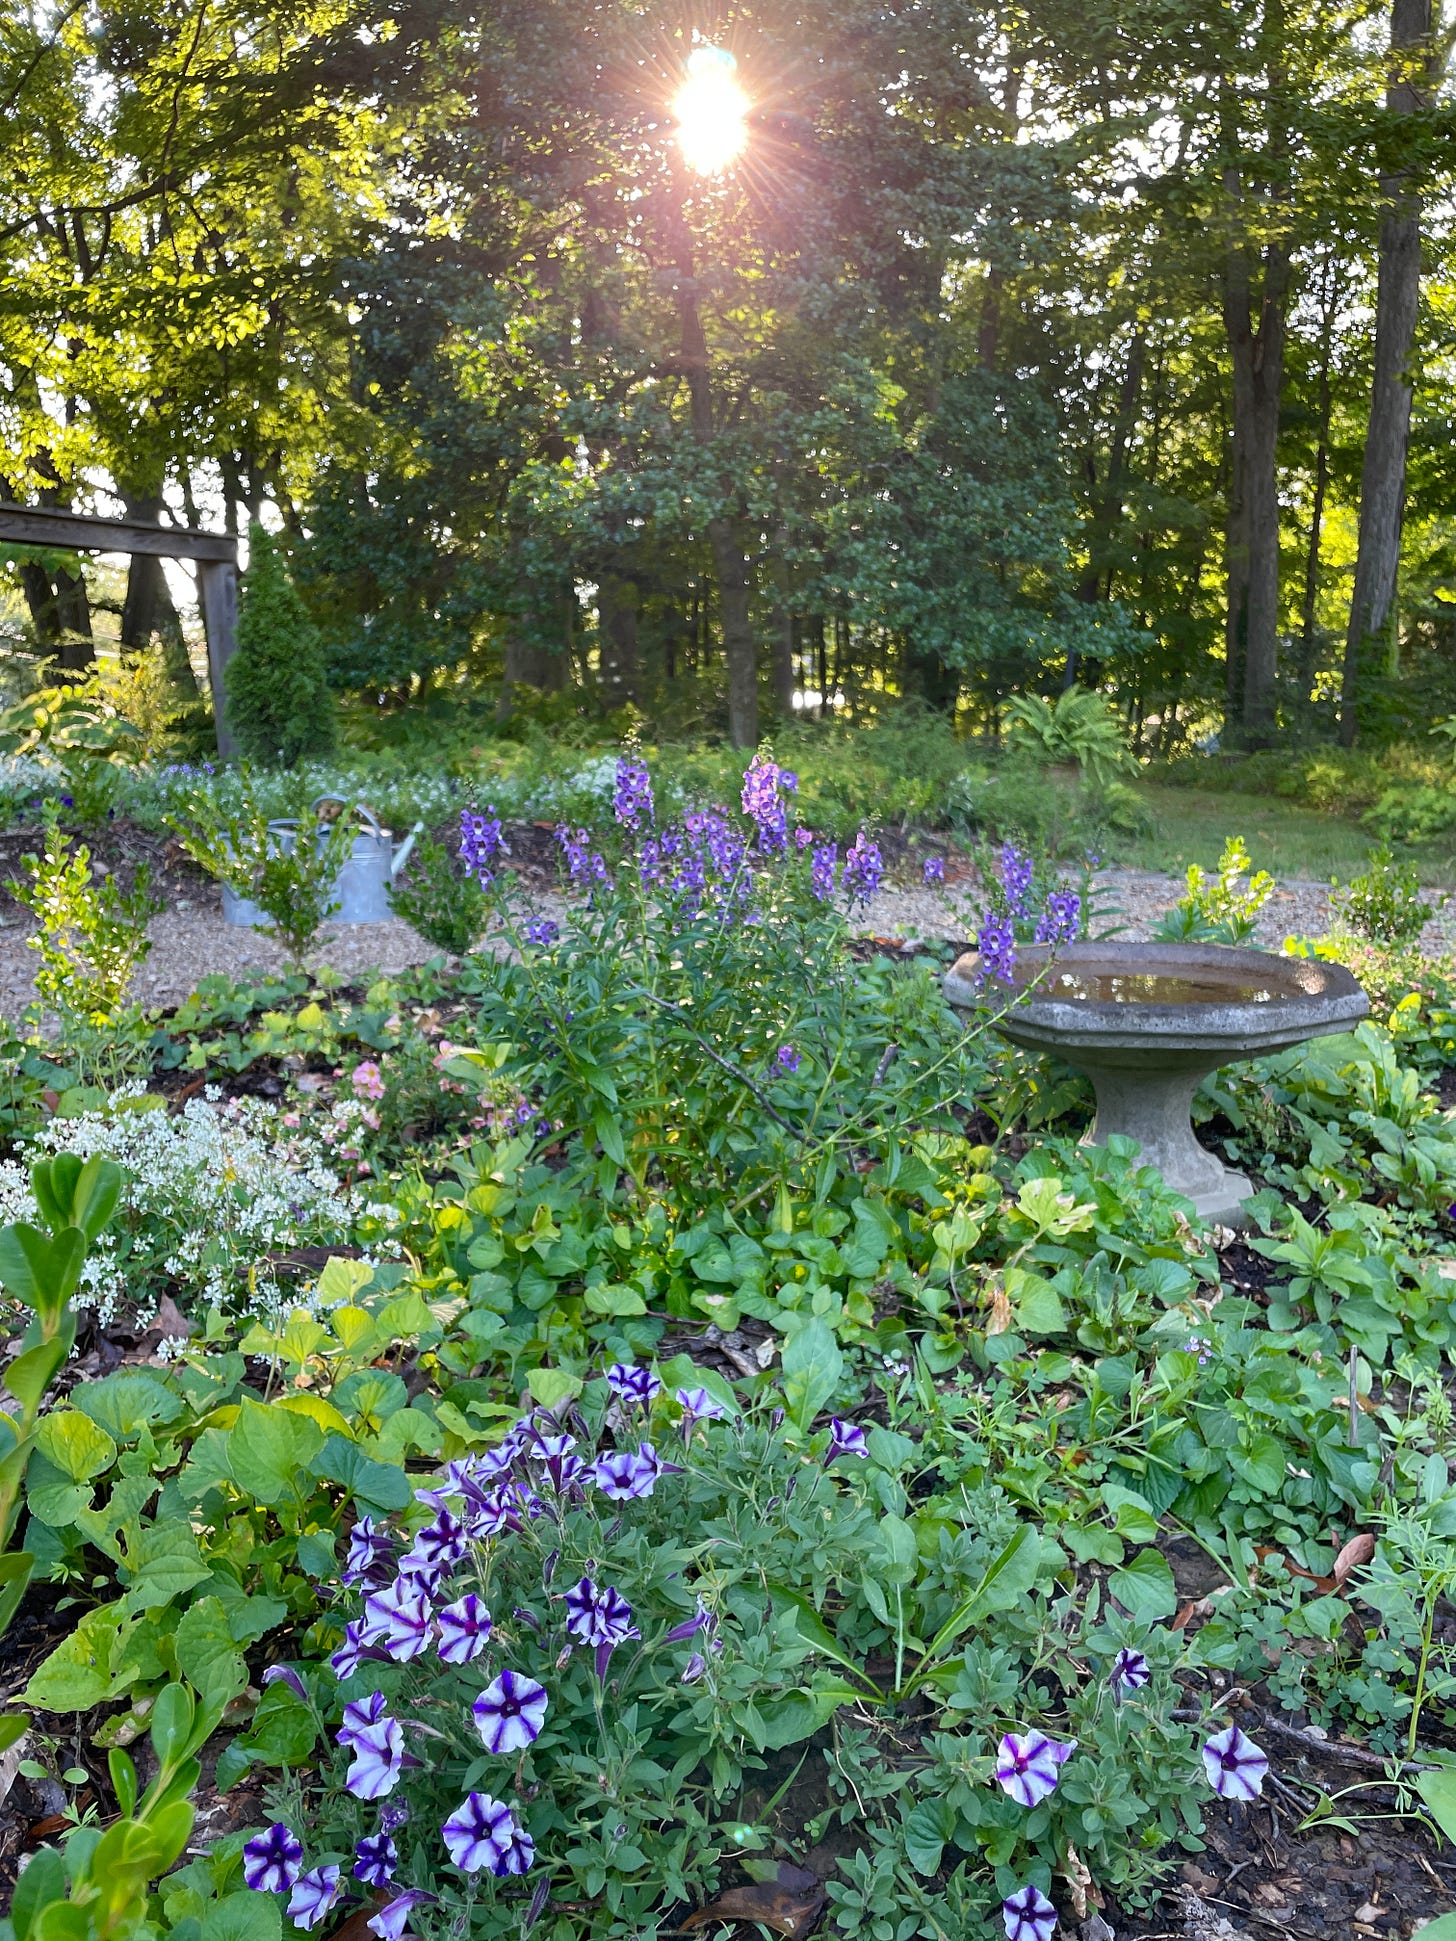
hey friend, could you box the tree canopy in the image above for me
[1,0,1453,749]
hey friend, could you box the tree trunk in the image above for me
[495,629,568,719]
[1221,192,1291,748]
[679,280,758,747]
[1078,327,1147,605]
[598,576,639,708]
[1340,0,1442,746]
[1297,257,1341,725]
[768,604,795,716]
[120,492,199,698]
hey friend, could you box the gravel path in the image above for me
[0,866,1447,1019]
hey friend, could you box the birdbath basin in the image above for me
[943,941,1369,1227]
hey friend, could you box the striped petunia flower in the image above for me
[287,1866,343,1931]
[437,1594,493,1665]
[441,1792,520,1873]
[242,1823,304,1894]
[472,1670,549,1754]
[362,1579,434,1662]
[345,1717,406,1801]
[995,1731,1076,1809]
[1202,1724,1269,1802]
[1001,1883,1057,1941]
[367,1889,436,1941]
[352,1831,398,1888]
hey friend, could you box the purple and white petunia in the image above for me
[995,1731,1076,1809]
[1111,1647,1151,1692]
[472,1670,549,1754]
[441,1792,524,1874]
[345,1717,406,1801]
[409,1507,468,1568]
[362,1579,434,1662]
[353,1831,399,1888]
[1002,1882,1058,1941]
[827,1418,868,1460]
[680,1652,707,1683]
[261,1664,308,1703]
[367,1890,436,1941]
[606,1363,663,1407]
[338,1691,389,1747]
[242,1823,304,1894]
[492,1819,536,1876]
[563,1577,637,1648]
[526,1434,586,1494]
[1202,1724,1269,1802]
[343,1515,396,1587]
[675,1386,729,1426]
[330,1618,370,1681]
[288,1866,343,1931]
[437,1594,493,1665]
[591,1444,663,1501]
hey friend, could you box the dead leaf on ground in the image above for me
[324,1894,388,1941]
[145,1294,194,1342]
[1332,1532,1375,1586]
[985,1278,1013,1336]
[684,1862,826,1937]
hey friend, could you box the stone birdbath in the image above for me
[944,941,1369,1227]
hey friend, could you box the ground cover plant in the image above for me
[1,751,1456,1941]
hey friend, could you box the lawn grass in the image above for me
[1108,784,1456,886]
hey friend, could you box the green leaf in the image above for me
[200,1892,281,1941]
[35,1412,116,1483]
[5,1340,67,1416]
[307,1435,410,1514]
[173,1599,247,1704]
[875,1513,918,1587]
[11,1846,65,1941]
[754,1683,862,1750]
[780,1318,842,1433]
[526,1368,583,1410]
[902,1796,957,1876]
[914,1524,1041,1674]
[765,1586,882,1698]
[24,1606,125,1711]
[0,1225,86,1312]
[593,1104,626,1167]
[1406,1916,1456,1941]
[228,1401,324,1508]
[0,1554,33,1642]
[150,1683,197,1768]
[583,1284,647,1316]
[121,1524,211,1613]
[1417,1769,1456,1849]
[1108,1548,1179,1622]
[1011,1275,1066,1335]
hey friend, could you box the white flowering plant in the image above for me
[0,1092,392,1326]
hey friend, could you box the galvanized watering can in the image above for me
[221,798,423,928]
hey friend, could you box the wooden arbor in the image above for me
[0,502,239,755]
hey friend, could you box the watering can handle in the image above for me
[392,821,424,880]
[313,795,386,839]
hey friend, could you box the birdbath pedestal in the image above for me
[943,942,1368,1229]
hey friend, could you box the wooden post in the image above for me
[197,558,239,757]
[0,502,240,759]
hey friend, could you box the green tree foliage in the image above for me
[0,1,1453,751]
[225,525,335,765]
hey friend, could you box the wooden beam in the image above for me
[0,502,237,563]
[197,558,239,758]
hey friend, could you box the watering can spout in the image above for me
[392,821,424,881]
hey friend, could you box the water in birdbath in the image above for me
[1036,971,1287,1005]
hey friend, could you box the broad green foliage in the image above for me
[0,1152,120,1653]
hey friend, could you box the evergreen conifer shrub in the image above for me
[225,524,336,765]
